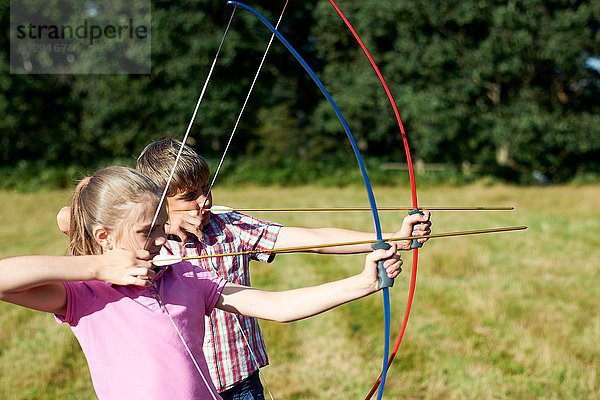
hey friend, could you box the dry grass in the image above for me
[0,184,598,399]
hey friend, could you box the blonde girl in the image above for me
[0,166,401,400]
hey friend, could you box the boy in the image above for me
[58,138,431,399]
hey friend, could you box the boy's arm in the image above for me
[0,250,153,315]
[274,211,432,254]
[215,245,401,322]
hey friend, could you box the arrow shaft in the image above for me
[155,226,527,264]
[209,206,514,213]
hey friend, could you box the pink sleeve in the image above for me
[202,272,226,316]
[54,282,97,326]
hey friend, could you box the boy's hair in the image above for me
[136,138,210,196]
[69,166,161,256]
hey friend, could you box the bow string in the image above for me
[143,6,239,400]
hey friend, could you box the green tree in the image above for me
[0,0,597,185]
[312,0,599,182]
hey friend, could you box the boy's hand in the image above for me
[393,211,432,250]
[362,243,402,291]
[56,206,71,235]
[96,249,154,287]
[165,210,204,242]
[56,178,93,236]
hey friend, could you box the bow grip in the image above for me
[371,240,394,289]
[408,209,425,249]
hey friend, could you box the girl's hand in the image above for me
[95,249,154,287]
[362,243,403,291]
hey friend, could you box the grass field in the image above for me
[0,184,598,399]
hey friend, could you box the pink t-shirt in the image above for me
[56,262,226,400]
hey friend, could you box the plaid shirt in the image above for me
[162,211,281,392]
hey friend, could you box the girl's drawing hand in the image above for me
[96,249,154,287]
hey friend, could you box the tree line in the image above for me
[0,0,598,187]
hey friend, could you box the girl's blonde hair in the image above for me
[69,166,161,256]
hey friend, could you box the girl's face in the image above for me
[112,198,167,258]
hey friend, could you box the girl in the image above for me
[0,166,401,400]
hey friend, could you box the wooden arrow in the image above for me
[152,225,527,265]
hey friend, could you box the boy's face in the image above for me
[166,181,213,234]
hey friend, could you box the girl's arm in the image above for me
[0,250,153,315]
[275,211,431,253]
[215,245,401,322]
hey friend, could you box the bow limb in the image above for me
[226,1,393,397]
[326,2,421,399]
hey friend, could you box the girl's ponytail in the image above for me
[69,177,100,256]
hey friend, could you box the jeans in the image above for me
[220,371,265,400]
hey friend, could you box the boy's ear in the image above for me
[92,227,113,250]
